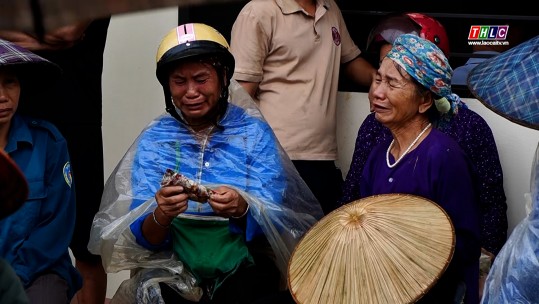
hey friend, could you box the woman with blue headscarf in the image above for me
[360,34,481,304]
[341,15,507,262]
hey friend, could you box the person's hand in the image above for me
[479,247,495,300]
[0,31,45,50]
[40,21,91,48]
[208,186,249,218]
[154,185,189,225]
[0,21,90,51]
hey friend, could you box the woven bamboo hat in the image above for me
[467,35,539,130]
[0,150,28,219]
[288,194,455,304]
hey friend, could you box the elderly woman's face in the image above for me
[168,61,222,125]
[0,68,21,127]
[369,58,423,127]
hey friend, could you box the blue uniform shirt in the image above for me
[0,115,81,298]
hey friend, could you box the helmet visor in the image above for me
[367,15,419,50]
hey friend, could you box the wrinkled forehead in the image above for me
[378,57,411,81]
[168,59,221,80]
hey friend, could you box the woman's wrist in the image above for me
[231,202,250,219]
[152,208,172,229]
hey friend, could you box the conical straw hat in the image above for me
[288,194,455,304]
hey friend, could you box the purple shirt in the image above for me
[361,128,481,304]
[341,108,507,255]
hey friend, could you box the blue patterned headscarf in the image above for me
[386,34,464,121]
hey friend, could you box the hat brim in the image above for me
[288,194,455,304]
[467,35,539,130]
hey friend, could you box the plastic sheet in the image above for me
[88,80,324,302]
[481,142,539,303]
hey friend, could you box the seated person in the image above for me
[360,34,481,304]
[0,20,111,304]
[466,35,539,303]
[88,23,323,303]
[341,12,508,258]
[0,39,81,303]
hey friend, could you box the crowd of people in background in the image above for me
[1,2,535,304]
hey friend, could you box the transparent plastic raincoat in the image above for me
[88,81,324,302]
[480,142,539,303]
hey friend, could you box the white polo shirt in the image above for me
[231,0,361,160]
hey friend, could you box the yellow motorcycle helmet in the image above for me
[156,23,235,124]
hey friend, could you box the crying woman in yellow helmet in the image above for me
[156,23,235,130]
[89,23,324,303]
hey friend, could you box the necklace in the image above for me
[386,123,432,168]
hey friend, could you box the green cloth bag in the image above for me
[171,217,254,294]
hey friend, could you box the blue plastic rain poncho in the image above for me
[480,142,539,303]
[88,80,324,302]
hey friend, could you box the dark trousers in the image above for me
[292,160,343,215]
[25,273,69,304]
[160,249,280,304]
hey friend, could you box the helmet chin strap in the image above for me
[173,103,185,120]
[171,98,204,127]
[171,96,225,129]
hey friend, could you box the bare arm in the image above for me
[343,56,376,87]
[0,20,91,51]
[236,80,260,99]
